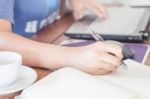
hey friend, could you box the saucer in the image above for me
[0,66,37,95]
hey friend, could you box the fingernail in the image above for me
[73,12,84,20]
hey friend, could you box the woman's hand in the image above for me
[66,0,108,20]
[66,41,123,75]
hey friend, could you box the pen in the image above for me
[87,29,128,70]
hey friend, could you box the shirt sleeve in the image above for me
[0,0,15,24]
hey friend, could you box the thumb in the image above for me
[73,11,84,20]
[72,5,84,20]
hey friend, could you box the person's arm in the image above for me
[0,20,12,32]
[0,19,71,69]
[0,19,123,75]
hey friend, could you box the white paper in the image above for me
[95,59,150,98]
[19,61,149,99]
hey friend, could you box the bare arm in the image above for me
[0,20,12,32]
[0,19,123,75]
[0,19,70,69]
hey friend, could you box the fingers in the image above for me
[85,61,117,75]
[86,2,108,19]
[96,42,123,60]
[100,52,121,67]
[73,4,85,20]
[94,4,109,19]
[79,42,123,75]
[98,61,117,72]
[85,52,121,75]
[71,0,108,20]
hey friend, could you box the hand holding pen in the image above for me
[88,29,127,70]
[64,29,124,75]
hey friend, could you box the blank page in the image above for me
[96,59,150,98]
[20,67,147,99]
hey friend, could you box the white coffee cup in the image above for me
[0,51,22,87]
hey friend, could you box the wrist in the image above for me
[63,46,84,68]
[38,44,75,69]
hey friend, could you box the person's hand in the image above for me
[66,41,123,75]
[66,0,108,20]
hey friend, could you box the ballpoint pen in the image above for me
[87,29,128,70]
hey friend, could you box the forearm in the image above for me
[0,32,123,75]
[0,32,70,69]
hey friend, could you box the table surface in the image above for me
[1,14,150,99]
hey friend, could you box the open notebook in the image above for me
[18,59,150,99]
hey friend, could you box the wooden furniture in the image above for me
[1,14,150,99]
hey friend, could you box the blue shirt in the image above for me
[0,0,60,38]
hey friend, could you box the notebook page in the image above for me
[89,7,146,35]
[20,67,147,99]
[95,59,150,98]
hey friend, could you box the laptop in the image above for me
[65,7,150,42]
[129,0,150,7]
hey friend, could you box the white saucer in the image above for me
[0,66,37,95]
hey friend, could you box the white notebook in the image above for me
[18,59,150,99]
